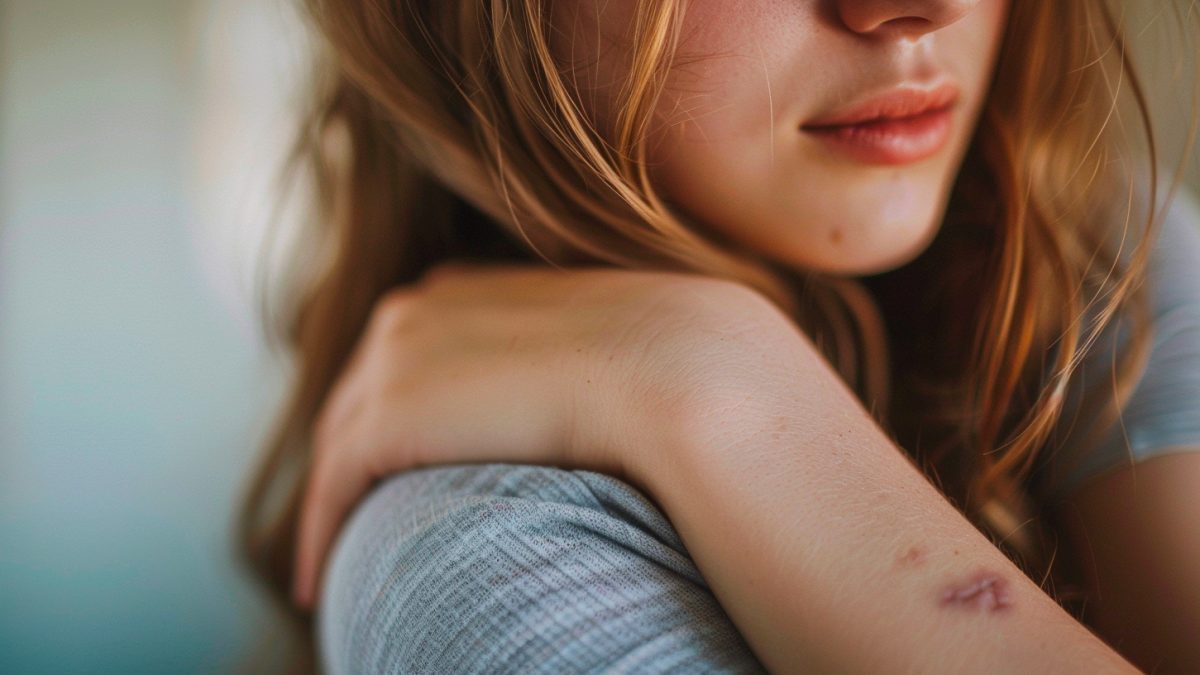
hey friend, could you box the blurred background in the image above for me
[1,1,307,672]
[0,1,1196,673]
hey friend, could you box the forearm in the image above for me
[626,343,1138,673]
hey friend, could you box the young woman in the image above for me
[237,0,1200,672]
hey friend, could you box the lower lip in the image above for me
[803,106,955,165]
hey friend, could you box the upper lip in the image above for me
[802,82,961,129]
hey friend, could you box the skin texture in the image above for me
[626,334,1138,672]
[291,1,1188,670]
[551,0,1009,275]
[292,265,802,607]
[294,258,1141,671]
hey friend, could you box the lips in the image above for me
[801,83,961,165]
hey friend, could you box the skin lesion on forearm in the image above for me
[894,544,1016,613]
[937,568,1015,612]
[630,377,1141,673]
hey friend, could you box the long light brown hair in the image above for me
[235,0,1198,670]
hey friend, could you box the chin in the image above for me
[830,238,937,276]
[764,204,946,278]
[844,218,944,275]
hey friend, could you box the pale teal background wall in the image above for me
[0,1,1196,674]
[0,1,300,672]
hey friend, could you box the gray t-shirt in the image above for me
[1032,181,1200,507]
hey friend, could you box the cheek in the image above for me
[644,9,788,213]
[646,8,837,262]
[651,3,801,143]
[948,0,1011,87]
[552,0,802,176]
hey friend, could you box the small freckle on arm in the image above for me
[894,544,926,568]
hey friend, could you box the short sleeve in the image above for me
[317,463,765,674]
[1032,183,1200,507]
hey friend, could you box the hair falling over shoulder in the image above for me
[233,1,1200,670]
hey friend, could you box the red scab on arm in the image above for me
[938,570,1013,612]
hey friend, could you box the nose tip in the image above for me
[837,0,981,39]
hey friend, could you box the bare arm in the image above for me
[1051,450,1200,672]
[622,331,1139,673]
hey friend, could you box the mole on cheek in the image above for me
[829,227,844,245]
[938,570,1014,612]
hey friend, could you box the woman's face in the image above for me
[551,0,1010,275]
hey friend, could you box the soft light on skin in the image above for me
[552,0,1011,276]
